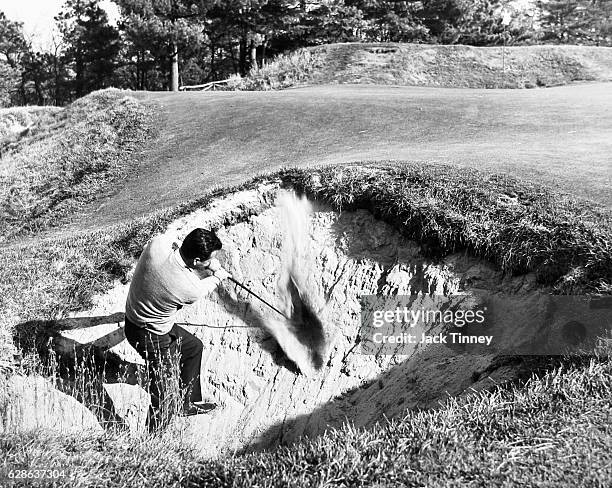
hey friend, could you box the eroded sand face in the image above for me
[56,184,538,457]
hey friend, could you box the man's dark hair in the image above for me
[181,228,222,260]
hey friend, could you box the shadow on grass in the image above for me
[11,303,310,433]
[12,312,146,431]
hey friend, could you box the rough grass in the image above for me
[0,89,156,242]
[237,48,327,90]
[0,106,63,141]
[0,428,198,487]
[241,43,612,90]
[190,347,612,488]
[1,347,610,487]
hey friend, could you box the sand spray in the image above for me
[258,190,327,376]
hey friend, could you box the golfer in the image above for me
[124,228,231,431]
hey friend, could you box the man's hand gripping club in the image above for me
[204,257,232,281]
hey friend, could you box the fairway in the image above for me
[81,82,612,227]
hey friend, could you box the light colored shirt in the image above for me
[125,234,220,334]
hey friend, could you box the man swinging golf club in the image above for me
[124,228,231,431]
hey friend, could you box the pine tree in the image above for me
[205,0,302,75]
[345,1,428,42]
[538,0,612,45]
[56,0,121,98]
[116,0,208,91]
[0,11,40,105]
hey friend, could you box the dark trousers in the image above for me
[124,318,203,430]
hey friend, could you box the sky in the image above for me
[0,0,120,50]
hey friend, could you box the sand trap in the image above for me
[53,183,560,457]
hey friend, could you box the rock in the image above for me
[0,375,102,434]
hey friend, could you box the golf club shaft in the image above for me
[228,276,288,319]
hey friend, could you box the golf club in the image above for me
[228,276,289,319]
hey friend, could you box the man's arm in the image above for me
[197,275,222,295]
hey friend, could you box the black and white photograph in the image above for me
[0,1,611,487]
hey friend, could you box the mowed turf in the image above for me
[79,82,612,229]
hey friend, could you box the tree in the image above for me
[296,0,367,46]
[205,0,301,76]
[418,0,465,42]
[538,0,612,45]
[117,0,208,90]
[0,11,28,69]
[19,43,72,106]
[453,0,534,46]
[406,0,533,45]
[0,59,19,106]
[0,11,30,104]
[345,1,429,42]
[56,0,121,98]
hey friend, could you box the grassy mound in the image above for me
[0,89,156,242]
[241,43,612,90]
[0,106,63,141]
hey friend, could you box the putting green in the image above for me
[76,82,611,231]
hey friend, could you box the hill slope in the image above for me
[244,43,612,90]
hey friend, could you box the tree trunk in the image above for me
[249,38,257,70]
[171,42,179,92]
[75,47,84,97]
[210,42,216,80]
[239,35,247,76]
[136,51,142,90]
[18,78,27,105]
[226,33,238,74]
[262,39,267,66]
[53,56,61,106]
[34,80,43,105]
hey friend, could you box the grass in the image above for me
[189,348,612,488]
[129,82,612,218]
[0,106,63,141]
[1,347,610,487]
[240,43,612,90]
[0,89,156,242]
[0,429,198,487]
